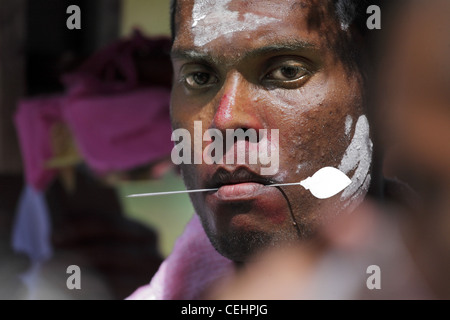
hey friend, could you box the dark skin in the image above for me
[170,0,368,262]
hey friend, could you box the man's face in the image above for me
[170,0,372,261]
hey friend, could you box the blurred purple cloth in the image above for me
[61,31,173,175]
[14,96,63,190]
[62,30,172,96]
[64,88,171,174]
[14,31,173,190]
[15,87,171,188]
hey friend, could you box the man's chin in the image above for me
[205,227,276,262]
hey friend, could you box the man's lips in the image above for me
[216,182,265,201]
[206,167,276,201]
[202,166,290,225]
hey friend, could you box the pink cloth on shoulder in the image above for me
[127,214,233,300]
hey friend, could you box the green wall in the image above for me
[121,0,171,37]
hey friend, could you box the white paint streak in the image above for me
[345,115,353,137]
[191,0,280,47]
[295,163,305,174]
[192,14,206,27]
[338,115,373,208]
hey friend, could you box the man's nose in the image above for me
[211,72,264,132]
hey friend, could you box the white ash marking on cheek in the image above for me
[295,162,306,175]
[345,115,353,137]
[274,169,288,183]
[191,0,280,47]
[338,115,373,209]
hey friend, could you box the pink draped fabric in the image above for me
[14,96,64,190]
[63,87,172,174]
[127,214,233,300]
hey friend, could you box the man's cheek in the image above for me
[258,130,279,176]
[179,163,200,190]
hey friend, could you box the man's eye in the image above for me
[280,66,301,79]
[185,72,217,88]
[267,65,309,81]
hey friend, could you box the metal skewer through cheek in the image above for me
[127,188,219,198]
[126,167,352,200]
[125,184,293,198]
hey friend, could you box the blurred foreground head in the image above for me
[378,0,450,298]
[380,0,450,190]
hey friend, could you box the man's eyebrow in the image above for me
[171,49,217,64]
[244,41,318,58]
[171,40,318,64]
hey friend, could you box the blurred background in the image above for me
[0,0,194,300]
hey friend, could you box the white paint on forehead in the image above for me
[191,0,280,47]
[345,115,353,137]
[338,115,373,209]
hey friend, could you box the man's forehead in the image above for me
[177,0,310,14]
[173,0,337,61]
[187,0,303,15]
[176,0,331,26]
[181,0,296,47]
